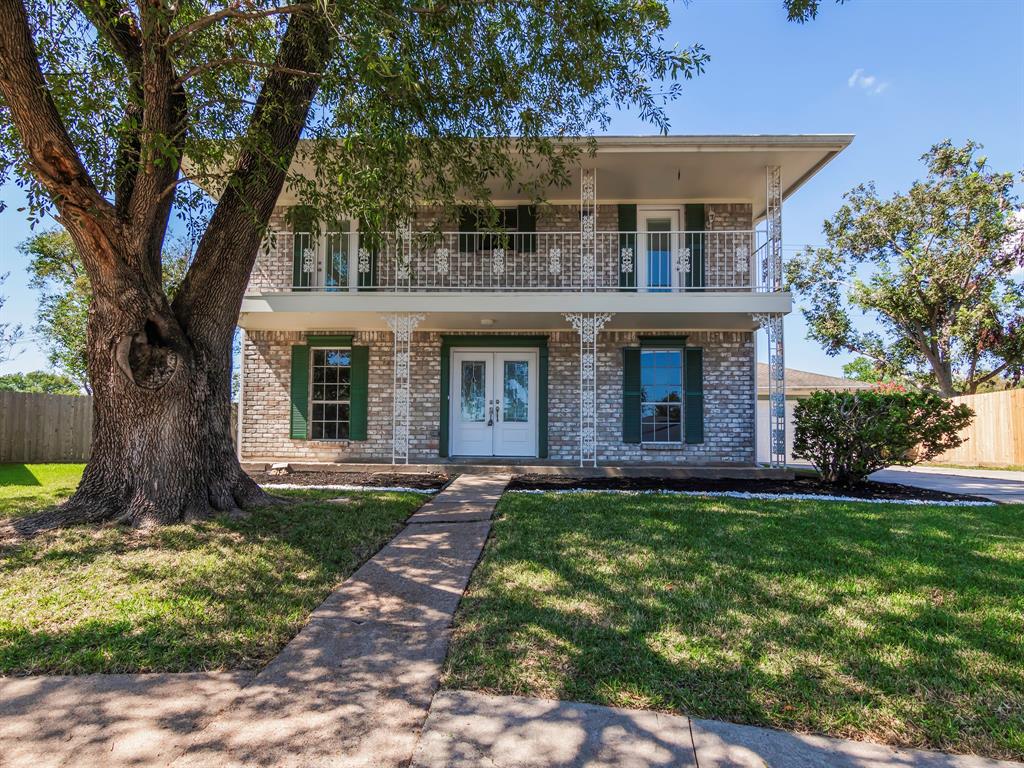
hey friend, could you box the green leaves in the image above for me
[792,389,974,484]
[787,140,1024,395]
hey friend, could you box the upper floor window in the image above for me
[640,349,682,443]
[310,348,351,439]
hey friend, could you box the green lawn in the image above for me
[0,463,85,518]
[1,488,424,674]
[443,492,1024,761]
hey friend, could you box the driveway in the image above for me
[870,466,1024,503]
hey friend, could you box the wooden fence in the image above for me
[0,391,93,463]
[1,392,238,464]
[930,388,1024,468]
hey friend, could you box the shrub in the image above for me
[792,388,973,485]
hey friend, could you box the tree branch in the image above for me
[0,0,117,251]
[73,0,145,217]
[175,56,322,86]
[167,2,313,46]
[173,7,335,348]
[970,361,1009,390]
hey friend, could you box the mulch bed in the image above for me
[507,473,990,503]
[250,471,450,491]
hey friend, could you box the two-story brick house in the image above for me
[236,134,852,469]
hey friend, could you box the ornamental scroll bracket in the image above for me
[382,313,425,464]
[564,312,613,466]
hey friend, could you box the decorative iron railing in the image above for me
[266,229,774,293]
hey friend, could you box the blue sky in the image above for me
[1,0,1022,378]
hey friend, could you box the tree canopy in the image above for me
[787,140,1024,396]
[0,370,81,394]
[0,272,21,363]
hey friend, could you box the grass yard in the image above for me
[1,488,424,674]
[0,463,85,518]
[443,492,1024,760]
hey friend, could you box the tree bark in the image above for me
[1,0,333,530]
[18,236,267,532]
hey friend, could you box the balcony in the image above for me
[272,229,776,294]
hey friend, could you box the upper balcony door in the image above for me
[638,208,681,292]
[451,349,538,457]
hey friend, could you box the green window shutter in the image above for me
[622,347,642,443]
[618,204,637,290]
[516,204,537,253]
[289,344,310,439]
[291,207,316,290]
[684,204,706,289]
[684,347,704,444]
[349,345,369,440]
[357,220,379,290]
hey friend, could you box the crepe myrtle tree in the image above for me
[787,141,1024,397]
[0,0,828,528]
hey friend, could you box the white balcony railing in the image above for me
[270,229,775,293]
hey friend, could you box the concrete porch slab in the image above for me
[243,460,793,481]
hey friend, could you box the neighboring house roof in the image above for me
[757,363,874,396]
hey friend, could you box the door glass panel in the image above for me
[460,361,486,422]
[324,226,349,292]
[502,360,529,422]
[646,218,672,292]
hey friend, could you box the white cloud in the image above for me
[847,68,890,95]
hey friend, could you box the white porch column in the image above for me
[580,167,597,291]
[564,312,614,467]
[382,312,425,464]
[765,165,783,290]
[753,313,785,467]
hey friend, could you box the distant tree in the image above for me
[0,370,80,394]
[0,272,22,363]
[22,229,188,394]
[842,357,885,383]
[787,141,1024,397]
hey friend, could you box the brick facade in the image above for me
[240,329,755,465]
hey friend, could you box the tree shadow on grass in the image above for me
[0,464,42,487]
[444,493,1024,759]
[0,491,425,675]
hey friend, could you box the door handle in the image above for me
[486,401,494,427]
[495,402,501,422]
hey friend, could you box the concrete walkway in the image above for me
[169,472,508,768]
[870,466,1024,503]
[0,672,253,768]
[412,690,1023,768]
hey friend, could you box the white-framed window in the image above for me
[310,347,351,440]
[640,348,683,443]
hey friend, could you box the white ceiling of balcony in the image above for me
[277,134,853,221]
[482,135,854,219]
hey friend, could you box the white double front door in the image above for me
[451,349,538,457]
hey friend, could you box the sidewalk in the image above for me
[169,472,508,767]
[413,690,1022,768]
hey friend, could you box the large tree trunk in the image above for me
[0,0,333,531]
[31,241,271,530]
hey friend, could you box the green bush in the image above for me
[792,387,973,485]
